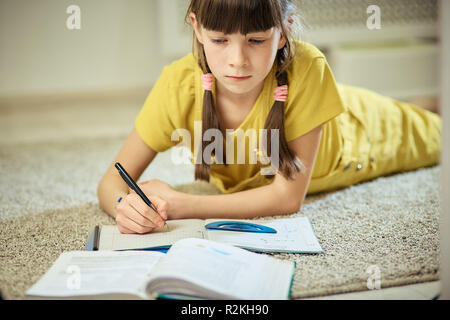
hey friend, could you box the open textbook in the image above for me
[95,216,323,254]
[26,238,295,300]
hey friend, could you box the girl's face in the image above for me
[190,13,287,97]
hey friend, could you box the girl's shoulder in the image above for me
[287,41,328,80]
[296,41,326,57]
[159,53,198,89]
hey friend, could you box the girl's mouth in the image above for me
[226,75,252,82]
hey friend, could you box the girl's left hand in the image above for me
[137,179,185,220]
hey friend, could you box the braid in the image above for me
[262,55,304,180]
[194,39,303,182]
[194,49,226,182]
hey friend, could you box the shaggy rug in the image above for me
[0,136,440,299]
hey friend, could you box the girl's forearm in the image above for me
[97,173,129,219]
[179,183,301,219]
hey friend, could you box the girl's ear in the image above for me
[277,17,294,50]
[189,12,204,44]
[277,30,287,50]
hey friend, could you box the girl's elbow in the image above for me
[278,196,302,215]
[96,178,108,212]
[288,199,302,214]
[271,175,304,214]
[280,187,304,214]
[96,183,105,211]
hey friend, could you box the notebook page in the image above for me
[147,238,295,300]
[26,251,164,298]
[99,219,205,251]
[205,217,323,253]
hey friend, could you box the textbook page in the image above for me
[99,219,205,250]
[26,251,164,299]
[147,238,295,300]
[205,216,323,253]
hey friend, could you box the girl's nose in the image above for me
[228,44,248,68]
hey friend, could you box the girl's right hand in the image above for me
[115,192,168,234]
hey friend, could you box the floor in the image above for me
[303,281,440,300]
[0,91,442,300]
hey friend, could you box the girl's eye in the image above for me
[211,39,265,45]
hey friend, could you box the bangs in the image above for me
[195,0,283,34]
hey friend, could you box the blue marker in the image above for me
[205,221,277,234]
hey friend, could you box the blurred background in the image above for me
[0,0,439,100]
[0,0,442,144]
[0,0,448,299]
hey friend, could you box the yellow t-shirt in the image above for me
[135,41,346,194]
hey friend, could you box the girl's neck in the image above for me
[216,80,265,109]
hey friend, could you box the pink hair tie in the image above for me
[201,73,214,91]
[273,85,288,102]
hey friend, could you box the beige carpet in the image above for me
[0,135,441,300]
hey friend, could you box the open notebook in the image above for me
[95,216,323,254]
[26,238,296,300]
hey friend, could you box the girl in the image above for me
[97,0,441,234]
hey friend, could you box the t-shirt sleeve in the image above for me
[284,56,346,142]
[135,67,177,153]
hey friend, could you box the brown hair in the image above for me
[185,0,304,182]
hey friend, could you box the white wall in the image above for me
[0,0,184,97]
[439,0,450,300]
[0,0,440,102]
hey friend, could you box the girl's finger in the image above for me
[126,204,160,228]
[127,194,165,227]
[147,194,169,220]
[127,186,168,220]
[116,213,154,234]
[117,194,160,228]
[117,222,136,234]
